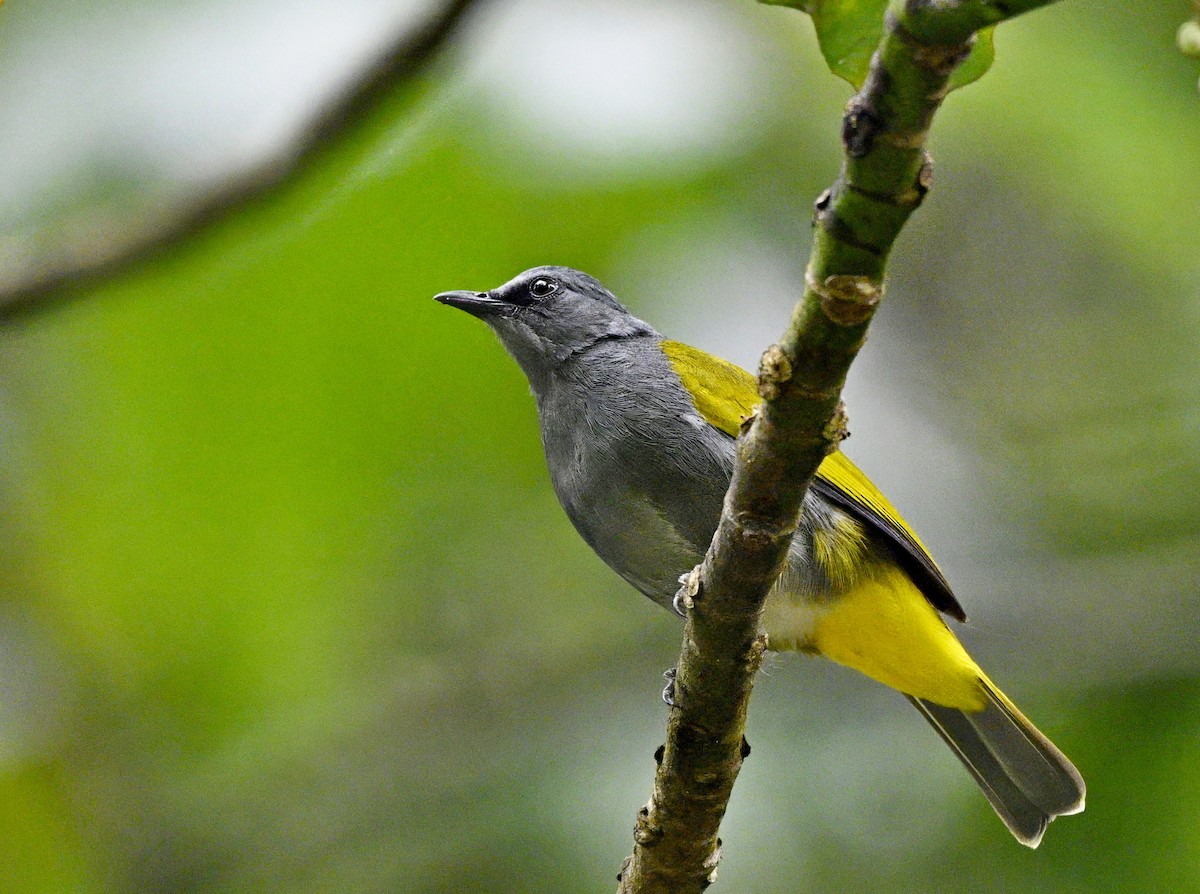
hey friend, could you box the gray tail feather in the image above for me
[908,683,1085,848]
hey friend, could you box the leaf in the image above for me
[762,1,995,90]
[949,26,995,90]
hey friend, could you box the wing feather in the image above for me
[661,339,965,622]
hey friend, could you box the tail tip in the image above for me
[1014,795,1086,849]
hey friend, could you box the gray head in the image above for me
[435,266,656,390]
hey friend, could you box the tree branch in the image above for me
[0,0,482,323]
[616,1,1061,891]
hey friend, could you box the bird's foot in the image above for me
[661,667,678,707]
[672,567,701,618]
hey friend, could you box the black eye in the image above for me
[529,278,558,299]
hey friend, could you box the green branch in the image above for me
[616,1,1061,891]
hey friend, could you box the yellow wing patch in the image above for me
[661,340,758,437]
[810,452,961,620]
[816,451,937,567]
[659,337,960,618]
[661,337,933,559]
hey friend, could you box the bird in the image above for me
[435,265,1085,847]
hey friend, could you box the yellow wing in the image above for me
[660,339,964,621]
[660,340,759,434]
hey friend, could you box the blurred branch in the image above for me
[615,0,1060,891]
[0,0,482,323]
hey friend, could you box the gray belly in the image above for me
[560,475,706,608]
[539,404,728,607]
[557,460,842,644]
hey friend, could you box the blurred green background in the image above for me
[2,0,1199,891]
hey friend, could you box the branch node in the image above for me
[806,270,883,327]
[842,96,886,158]
[733,512,795,545]
[918,152,935,195]
[617,856,631,883]
[897,16,977,77]
[916,38,975,78]
[757,344,793,401]
[702,843,722,885]
[633,805,663,846]
[824,401,851,451]
[738,407,759,436]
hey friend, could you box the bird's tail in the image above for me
[907,681,1085,848]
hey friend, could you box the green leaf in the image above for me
[762,1,995,90]
[763,0,887,88]
[949,26,995,90]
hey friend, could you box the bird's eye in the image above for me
[529,278,558,299]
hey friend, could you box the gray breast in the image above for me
[531,336,861,615]
[532,337,733,607]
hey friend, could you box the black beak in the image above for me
[434,290,506,317]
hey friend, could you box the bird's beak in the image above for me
[434,290,506,317]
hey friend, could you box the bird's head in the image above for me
[435,266,655,388]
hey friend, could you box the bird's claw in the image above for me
[671,590,690,618]
[672,568,700,618]
[661,667,678,707]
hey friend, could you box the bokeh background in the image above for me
[2,0,1198,891]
